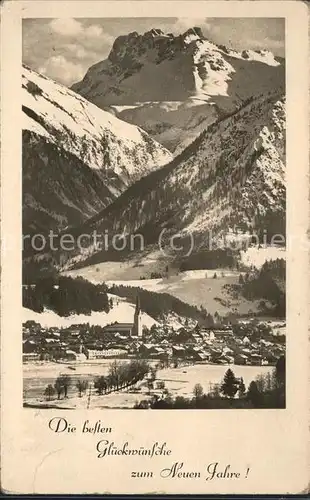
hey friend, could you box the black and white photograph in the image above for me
[22,16,287,410]
[1,0,309,495]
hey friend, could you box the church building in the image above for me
[102,294,143,338]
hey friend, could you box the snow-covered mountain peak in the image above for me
[227,48,280,68]
[22,65,172,234]
[72,28,284,154]
[23,65,171,175]
[181,27,205,44]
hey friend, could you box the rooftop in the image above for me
[104,323,134,331]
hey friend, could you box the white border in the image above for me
[1,1,309,494]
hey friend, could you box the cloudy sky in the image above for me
[23,18,285,86]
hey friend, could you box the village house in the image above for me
[219,354,234,364]
[148,347,168,360]
[213,328,234,339]
[103,323,134,336]
[23,339,37,353]
[105,348,128,357]
[60,329,80,342]
[138,343,158,356]
[65,350,87,362]
[190,346,211,362]
[85,349,107,360]
[234,353,249,365]
[222,346,234,356]
[23,352,40,362]
[171,345,187,358]
[249,353,263,365]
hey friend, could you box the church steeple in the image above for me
[135,294,140,314]
[133,294,142,337]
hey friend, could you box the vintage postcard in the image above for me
[1,0,309,494]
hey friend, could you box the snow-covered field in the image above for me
[23,294,157,329]
[23,359,154,409]
[65,266,259,316]
[156,363,273,398]
[107,269,237,289]
[23,361,273,409]
[241,246,285,268]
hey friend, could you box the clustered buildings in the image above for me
[23,307,285,368]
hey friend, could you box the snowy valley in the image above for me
[22,22,286,410]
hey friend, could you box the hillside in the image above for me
[23,294,158,330]
[72,27,285,153]
[64,267,262,317]
[59,91,285,271]
[22,65,172,234]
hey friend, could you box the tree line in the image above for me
[23,276,111,316]
[134,356,285,409]
[179,248,239,272]
[240,259,285,317]
[94,359,151,394]
[108,284,205,322]
[43,359,152,401]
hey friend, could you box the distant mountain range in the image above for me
[22,65,172,235]
[72,27,285,153]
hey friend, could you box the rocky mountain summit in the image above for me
[72,27,285,153]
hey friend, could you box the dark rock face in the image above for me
[71,27,285,153]
[23,130,114,235]
[182,27,205,38]
[107,27,199,69]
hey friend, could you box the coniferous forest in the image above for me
[23,276,110,316]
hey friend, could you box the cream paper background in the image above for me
[1,1,309,494]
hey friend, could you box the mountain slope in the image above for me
[22,65,172,234]
[61,92,285,269]
[72,27,285,153]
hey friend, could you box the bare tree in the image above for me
[193,383,204,399]
[62,375,71,398]
[76,379,88,397]
[54,377,64,399]
[94,376,107,395]
[44,384,55,401]
[54,374,71,399]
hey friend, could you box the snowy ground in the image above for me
[107,268,237,290]
[26,258,285,330]
[156,363,273,398]
[24,361,273,409]
[65,266,260,316]
[23,294,157,329]
[64,249,169,282]
[23,358,157,409]
[241,246,285,268]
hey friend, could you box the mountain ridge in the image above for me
[57,91,285,271]
[72,27,285,153]
[22,65,172,234]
